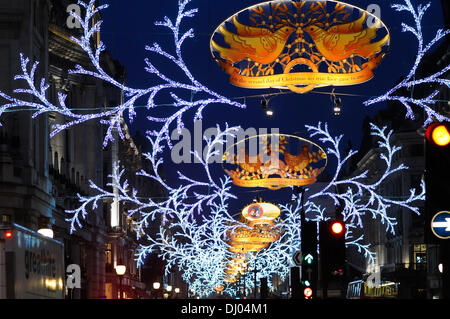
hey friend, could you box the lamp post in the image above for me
[115,264,126,299]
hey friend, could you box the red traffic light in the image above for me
[331,221,344,235]
[4,231,12,239]
[304,287,313,298]
[426,123,450,147]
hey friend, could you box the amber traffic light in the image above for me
[331,221,344,235]
[426,123,450,147]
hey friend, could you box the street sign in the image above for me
[431,211,450,239]
[303,287,313,298]
[293,251,302,266]
[304,253,313,264]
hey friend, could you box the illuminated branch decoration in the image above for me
[64,124,243,296]
[0,0,245,147]
[64,120,426,296]
[364,0,450,125]
[66,124,240,235]
[140,191,254,296]
[64,119,425,296]
[303,122,425,263]
[134,128,242,296]
[0,0,430,297]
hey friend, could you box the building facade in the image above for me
[347,121,427,298]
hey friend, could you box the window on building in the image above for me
[105,283,113,299]
[413,244,427,270]
[126,215,135,233]
[80,246,87,272]
[33,1,38,28]
[105,243,112,265]
[102,203,108,226]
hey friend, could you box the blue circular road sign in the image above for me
[431,211,450,239]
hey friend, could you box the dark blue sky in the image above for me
[98,0,445,212]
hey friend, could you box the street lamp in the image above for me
[261,99,274,118]
[175,287,180,294]
[330,89,342,116]
[115,264,126,299]
[152,281,161,299]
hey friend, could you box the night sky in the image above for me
[98,0,445,214]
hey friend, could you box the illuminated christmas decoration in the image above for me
[223,202,283,284]
[223,134,327,190]
[364,0,450,125]
[229,226,281,248]
[304,122,425,264]
[214,285,225,292]
[241,202,281,226]
[211,0,390,94]
[59,114,425,296]
[67,120,425,296]
[0,0,245,147]
[0,0,429,297]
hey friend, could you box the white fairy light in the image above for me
[364,0,450,125]
[65,120,425,297]
[0,0,245,147]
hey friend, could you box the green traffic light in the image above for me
[304,253,313,264]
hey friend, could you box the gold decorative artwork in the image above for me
[241,202,281,226]
[222,202,283,284]
[210,0,390,93]
[223,134,327,190]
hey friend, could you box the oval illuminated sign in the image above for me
[211,0,390,94]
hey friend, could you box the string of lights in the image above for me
[363,0,450,125]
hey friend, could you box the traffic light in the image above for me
[331,221,344,235]
[425,122,450,298]
[301,221,318,298]
[320,220,345,274]
[426,122,450,147]
[1,229,13,239]
[320,219,346,297]
[425,122,450,244]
